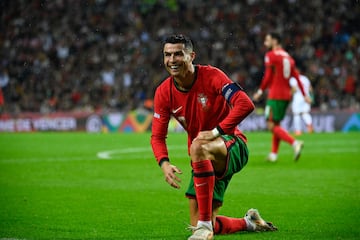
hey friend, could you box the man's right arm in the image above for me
[253,53,273,101]
[150,86,183,189]
[150,87,171,166]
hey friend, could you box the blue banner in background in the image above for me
[342,113,360,132]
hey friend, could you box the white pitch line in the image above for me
[96,145,187,159]
[97,148,150,159]
[97,146,359,160]
[0,145,358,163]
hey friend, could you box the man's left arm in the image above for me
[196,83,255,140]
[217,83,255,134]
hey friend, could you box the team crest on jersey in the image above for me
[197,93,209,111]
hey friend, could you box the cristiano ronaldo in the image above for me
[151,34,277,240]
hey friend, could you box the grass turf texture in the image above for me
[0,132,359,240]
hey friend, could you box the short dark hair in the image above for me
[163,34,194,52]
[269,32,282,44]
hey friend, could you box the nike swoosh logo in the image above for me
[195,182,207,187]
[172,106,183,114]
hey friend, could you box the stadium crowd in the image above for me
[0,0,359,114]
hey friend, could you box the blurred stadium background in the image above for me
[0,0,359,133]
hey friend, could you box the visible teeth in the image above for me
[170,66,179,69]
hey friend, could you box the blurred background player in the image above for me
[253,32,311,162]
[151,34,276,240]
[0,67,9,115]
[290,70,314,135]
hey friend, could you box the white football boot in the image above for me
[244,208,278,232]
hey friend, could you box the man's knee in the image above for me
[190,139,209,162]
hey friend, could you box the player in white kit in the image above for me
[289,74,314,135]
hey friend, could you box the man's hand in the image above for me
[161,161,182,189]
[252,89,263,102]
[195,130,219,141]
[305,95,312,104]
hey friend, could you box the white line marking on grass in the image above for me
[97,147,150,159]
[96,148,146,160]
[1,144,357,163]
[97,145,359,160]
[97,145,187,159]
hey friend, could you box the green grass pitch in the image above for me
[0,132,359,239]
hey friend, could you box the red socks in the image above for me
[214,216,247,234]
[271,133,280,153]
[273,125,295,145]
[192,160,215,221]
[193,161,248,235]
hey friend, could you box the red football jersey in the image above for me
[151,65,255,164]
[260,48,305,100]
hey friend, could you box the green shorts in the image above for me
[185,135,249,203]
[265,99,290,122]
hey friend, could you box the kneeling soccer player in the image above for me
[151,34,277,240]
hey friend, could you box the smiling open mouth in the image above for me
[170,65,179,70]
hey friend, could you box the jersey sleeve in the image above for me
[259,53,274,91]
[211,68,255,134]
[150,85,171,166]
[218,90,255,134]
